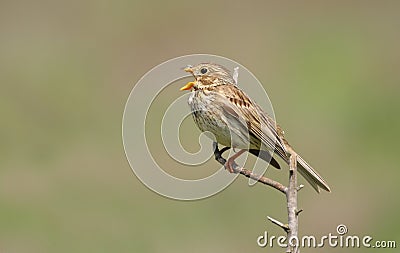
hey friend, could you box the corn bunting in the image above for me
[180,63,330,192]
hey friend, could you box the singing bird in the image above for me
[180,63,330,192]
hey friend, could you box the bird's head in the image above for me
[180,63,235,91]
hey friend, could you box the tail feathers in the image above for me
[297,155,331,193]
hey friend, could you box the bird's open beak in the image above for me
[180,81,195,91]
[180,66,195,90]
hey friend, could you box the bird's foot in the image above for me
[224,159,236,173]
[213,142,230,164]
[224,149,246,173]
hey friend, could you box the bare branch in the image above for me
[286,153,299,253]
[213,142,302,253]
[213,143,287,194]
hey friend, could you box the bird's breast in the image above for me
[187,90,248,148]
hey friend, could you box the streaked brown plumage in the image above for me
[180,63,330,192]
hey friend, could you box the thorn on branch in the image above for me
[267,216,290,232]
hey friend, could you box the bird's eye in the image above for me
[200,68,208,74]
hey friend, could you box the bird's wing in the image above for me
[212,85,288,160]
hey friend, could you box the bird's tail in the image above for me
[297,155,331,193]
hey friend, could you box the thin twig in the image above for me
[235,166,287,194]
[213,143,287,194]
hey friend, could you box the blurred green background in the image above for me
[1,0,399,252]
